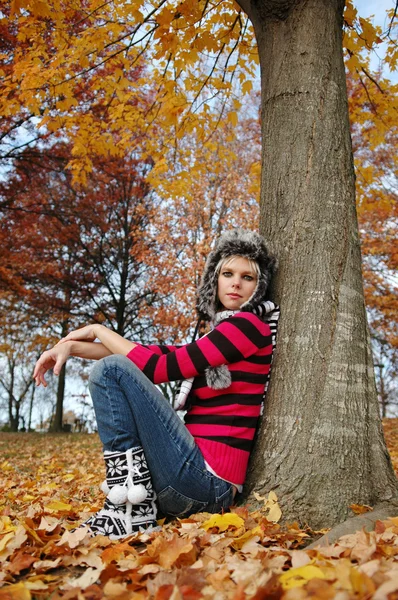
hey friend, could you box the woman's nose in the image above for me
[232,278,241,288]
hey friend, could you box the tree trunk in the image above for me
[50,318,69,432]
[239,0,398,528]
[8,393,19,432]
[51,363,66,432]
[28,383,35,431]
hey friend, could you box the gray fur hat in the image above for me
[196,229,277,321]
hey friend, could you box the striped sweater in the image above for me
[127,311,273,485]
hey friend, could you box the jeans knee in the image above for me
[88,356,107,387]
[89,354,139,387]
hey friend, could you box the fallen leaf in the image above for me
[37,516,60,532]
[32,558,62,572]
[57,526,90,548]
[350,503,373,515]
[202,513,244,532]
[148,534,197,569]
[232,526,263,551]
[268,502,282,523]
[374,578,398,600]
[62,567,102,589]
[291,550,311,569]
[7,551,37,575]
[0,582,31,599]
[44,500,73,512]
[0,517,16,534]
[103,580,129,596]
[253,490,282,522]
[279,565,327,589]
[0,532,15,552]
[350,567,376,595]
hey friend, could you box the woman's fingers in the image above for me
[58,325,97,344]
[33,345,70,386]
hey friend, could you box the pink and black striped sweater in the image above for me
[127,311,273,485]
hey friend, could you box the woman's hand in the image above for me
[57,324,99,345]
[33,342,72,387]
[59,324,136,356]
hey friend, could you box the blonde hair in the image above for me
[215,255,260,280]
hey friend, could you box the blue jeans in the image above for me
[89,355,234,518]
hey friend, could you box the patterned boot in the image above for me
[80,447,158,539]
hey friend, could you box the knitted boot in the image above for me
[81,447,158,539]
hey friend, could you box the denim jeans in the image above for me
[89,354,234,518]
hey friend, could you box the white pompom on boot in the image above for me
[79,447,158,539]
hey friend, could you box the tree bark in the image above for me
[50,318,69,432]
[51,362,66,432]
[239,0,398,528]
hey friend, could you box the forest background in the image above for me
[0,0,397,435]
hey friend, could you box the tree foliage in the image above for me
[1,0,395,186]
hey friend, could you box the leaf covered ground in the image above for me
[1,421,398,600]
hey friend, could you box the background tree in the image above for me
[148,98,262,342]
[0,144,158,430]
[0,294,43,431]
[346,69,398,416]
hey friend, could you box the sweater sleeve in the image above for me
[127,312,272,384]
[141,344,182,356]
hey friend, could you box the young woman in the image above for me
[34,229,279,539]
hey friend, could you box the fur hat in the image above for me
[196,229,277,321]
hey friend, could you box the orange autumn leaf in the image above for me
[350,504,373,515]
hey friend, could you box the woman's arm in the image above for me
[33,340,112,387]
[34,324,137,387]
[127,313,273,384]
[59,324,136,355]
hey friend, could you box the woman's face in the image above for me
[217,256,258,311]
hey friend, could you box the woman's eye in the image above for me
[222,271,232,277]
[244,275,254,281]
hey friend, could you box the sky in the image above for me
[357,0,393,21]
[354,0,397,77]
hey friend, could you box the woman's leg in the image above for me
[89,354,234,518]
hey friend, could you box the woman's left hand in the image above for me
[57,324,100,345]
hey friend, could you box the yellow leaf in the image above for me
[359,17,382,48]
[202,513,244,532]
[350,567,376,595]
[228,111,238,127]
[268,502,282,523]
[344,1,357,26]
[0,532,15,552]
[44,500,73,512]
[39,482,58,492]
[253,490,282,522]
[0,516,16,534]
[1,461,13,472]
[242,80,253,94]
[0,582,31,599]
[63,474,75,482]
[232,526,263,550]
[280,565,327,590]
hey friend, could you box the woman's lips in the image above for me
[228,294,242,299]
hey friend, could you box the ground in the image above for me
[0,420,398,599]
